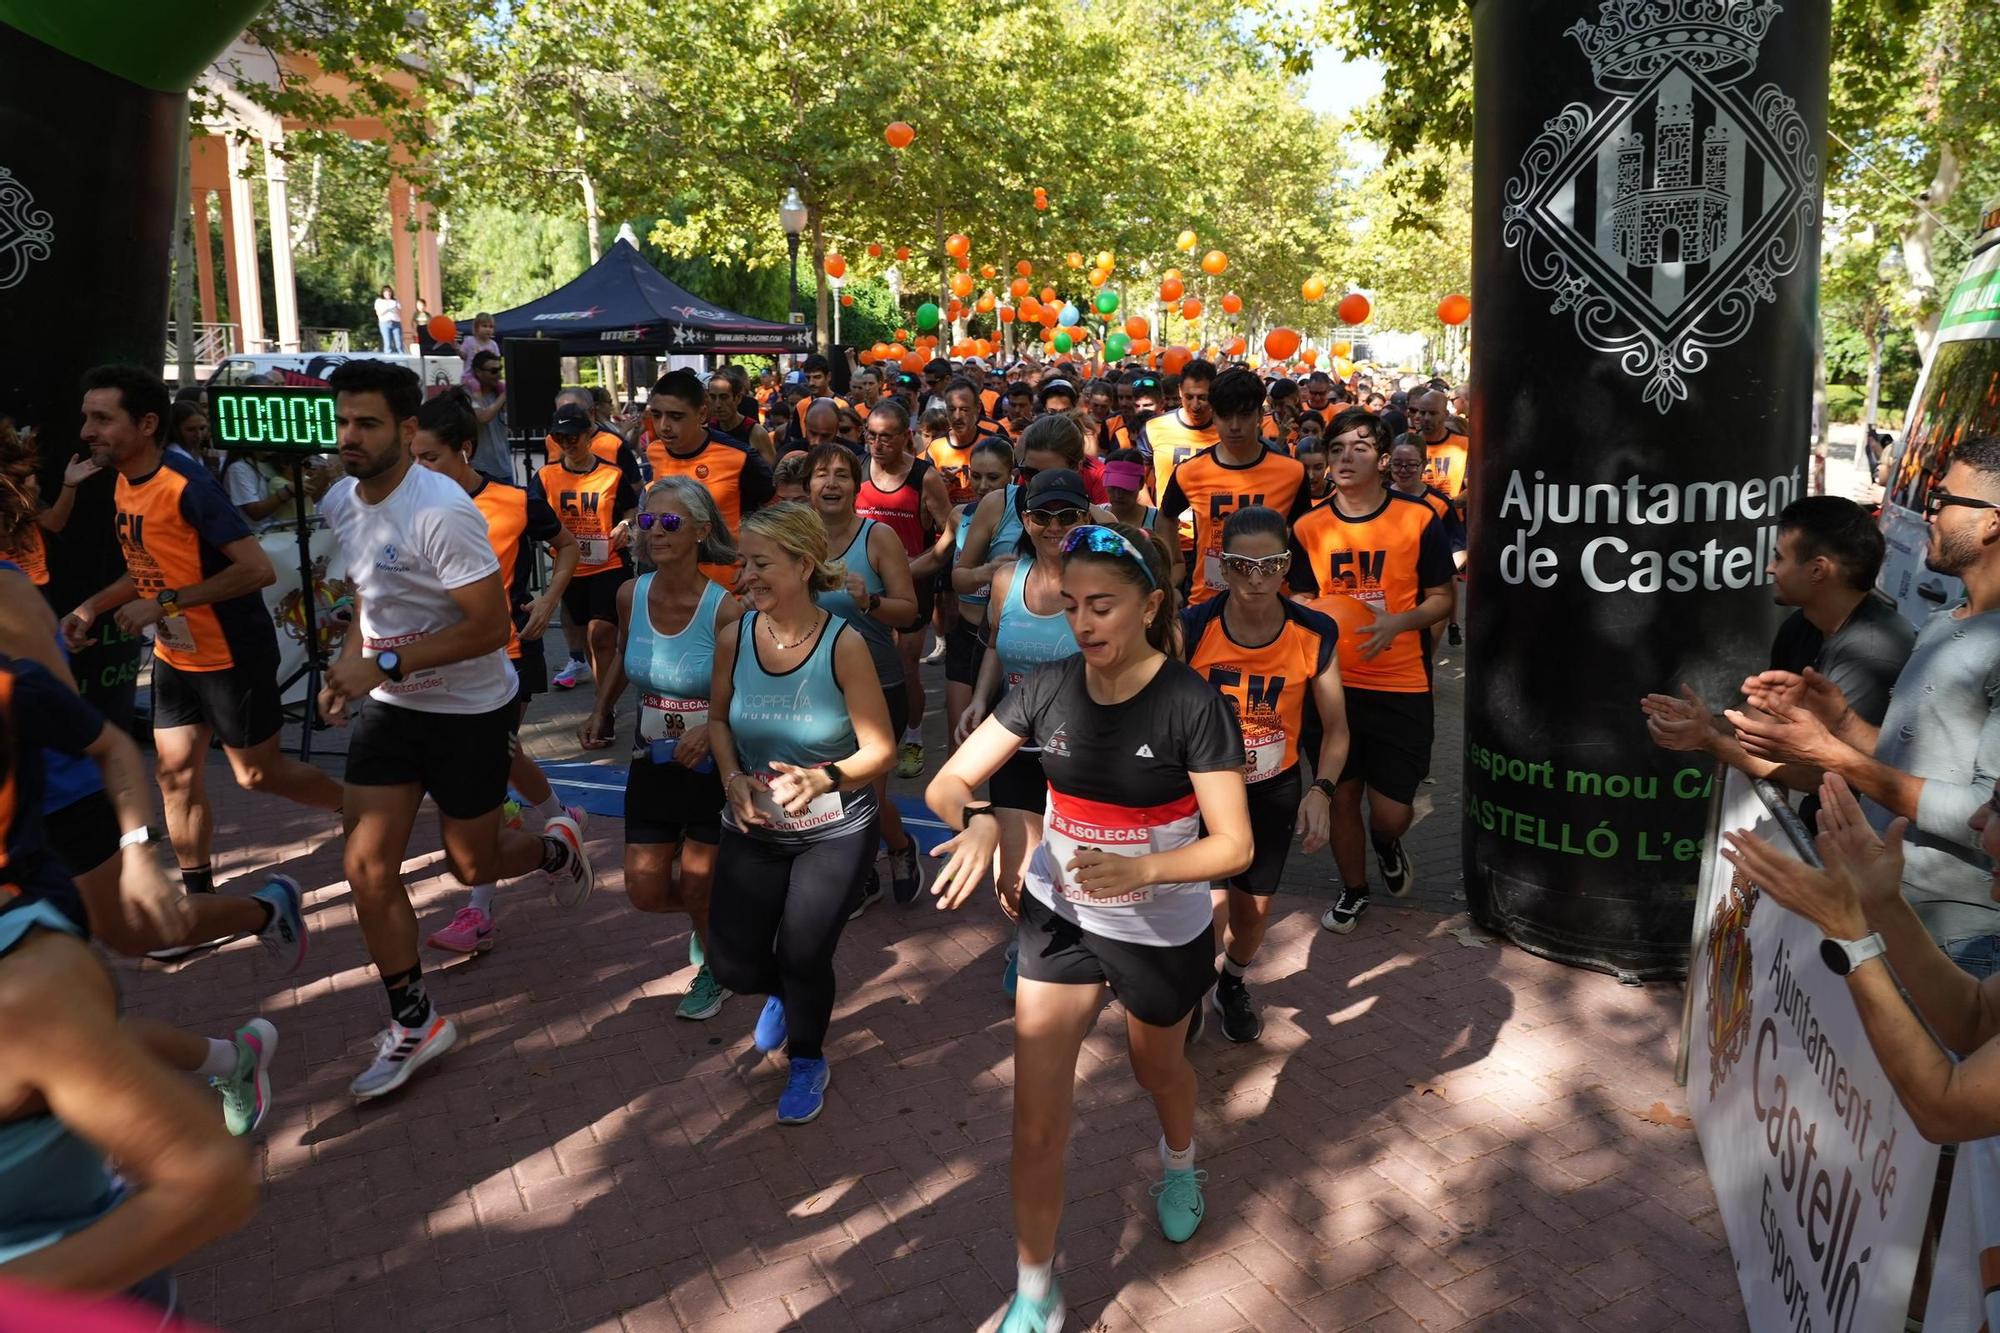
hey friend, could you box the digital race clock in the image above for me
[205,384,338,454]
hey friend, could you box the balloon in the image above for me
[1123,315,1149,340]
[980,263,997,279]
[1176,229,1198,252]
[1337,292,1372,325]
[1094,289,1119,315]
[1331,340,1353,358]
[1039,304,1059,328]
[975,339,993,358]
[1159,277,1185,302]
[916,301,941,331]
[426,313,457,344]
[1104,331,1131,360]
[1066,252,1084,268]
[1201,249,1228,275]
[1224,335,1247,356]
[1301,275,1327,302]
[858,348,876,365]
[896,245,911,261]
[885,121,915,149]
[894,328,910,343]
[1162,344,1193,375]
[1333,356,1357,378]
[1058,303,1080,327]
[1040,286,1057,304]
[824,253,847,279]
[954,254,971,271]
[1087,268,1107,287]
[1264,327,1302,360]
[1165,268,1184,282]
[1130,337,1152,356]
[1096,250,1114,269]
[1220,293,1242,315]
[945,233,971,258]
[1018,297,1043,322]
[1010,277,1030,299]
[1438,293,1471,325]
[1301,348,1320,366]
[947,299,963,320]
[1040,325,1056,343]
[998,305,1016,323]
[1054,331,1073,353]
[1035,196,1048,211]
[897,350,923,374]
[867,243,884,258]
[976,293,996,313]
[1016,260,1034,277]
[1181,297,1203,320]
[950,273,975,298]
[840,293,854,307]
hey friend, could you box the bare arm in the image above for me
[925,713,1028,909]
[586,576,638,741]
[472,389,505,425]
[909,470,956,579]
[951,489,1009,595]
[323,573,510,706]
[523,526,579,641]
[867,524,919,629]
[175,533,278,607]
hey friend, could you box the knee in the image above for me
[1128,1044,1188,1097]
[624,861,674,913]
[344,850,403,899]
[156,758,199,797]
[232,759,274,793]
[446,849,501,886]
[1012,1107,1070,1162]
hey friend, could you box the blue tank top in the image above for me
[814,519,904,686]
[994,557,1077,689]
[726,611,876,842]
[0,560,103,814]
[957,486,1024,609]
[626,574,725,763]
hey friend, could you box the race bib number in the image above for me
[1043,806,1154,907]
[1244,728,1285,783]
[639,694,707,745]
[154,615,196,655]
[750,773,844,834]
[578,536,611,564]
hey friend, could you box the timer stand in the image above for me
[276,459,331,763]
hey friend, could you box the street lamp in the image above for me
[827,271,844,345]
[780,188,808,329]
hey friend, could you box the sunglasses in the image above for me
[1221,552,1291,579]
[1025,507,1087,529]
[1061,524,1159,587]
[635,512,684,531]
[1925,489,2000,517]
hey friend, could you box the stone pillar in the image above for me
[225,132,265,350]
[388,175,417,351]
[264,132,299,352]
[193,189,219,327]
[1463,0,1830,976]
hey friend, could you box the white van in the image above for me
[205,351,464,392]
[1875,197,2000,626]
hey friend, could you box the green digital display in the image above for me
[206,385,338,453]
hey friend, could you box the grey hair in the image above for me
[641,475,738,567]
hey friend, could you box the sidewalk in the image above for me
[122,649,1742,1331]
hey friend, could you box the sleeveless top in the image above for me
[994,557,1078,689]
[725,611,876,843]
[956,485,1023,610]
[815,519,905,687]
[856,457,930,559]
[626,574,725,759]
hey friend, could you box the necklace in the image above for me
[763,609,823,650]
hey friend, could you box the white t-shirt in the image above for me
[374,295,402,323]
[224,458,281,533]
[320,464,516,714]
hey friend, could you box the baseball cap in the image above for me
[549,403,592,436]
[1035,378,1077,406]
[964,357,989,371]
[1023,468,1089,512]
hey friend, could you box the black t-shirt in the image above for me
[0,656,106,903]
[1767,592,1915,728]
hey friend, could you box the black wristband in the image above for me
[1311,778,1337,801]
[962,802,997,827]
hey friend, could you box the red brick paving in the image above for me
[115,656,1742,1331]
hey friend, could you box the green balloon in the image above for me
[1104,332,1130,360]
[916,302,941,331]
[1053,331,1074,354]
[1094,289,1120,315]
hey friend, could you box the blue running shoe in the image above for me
[1151,1167,1208,1243]
[753,996,787,1052]
[776,1057,829,1124]
[1002,939,1018,999]
[253,875,308,974]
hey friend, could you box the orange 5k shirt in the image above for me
[1180,593,1339,779]
[537,457,637,577]
[1287,491,1454,693]
[114,451,274,672]
[1159,444,1307,605]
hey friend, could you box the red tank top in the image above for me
[857,458,929,558]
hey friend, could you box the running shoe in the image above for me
[427,906,495,955]
[253,875,308,974]
[887,841,926,906]
[848,869,883,920]
[552,656,589,690]
[753,996,788,1053]
[349,1014,457,1099]
[1212,972,1262,1043]
[1448,622,1463,647]
[675,963,729,1021]
[776,1056,831,1125]
[1002,939,1018,999]
[998,1285,1065,1332]
[145,935,235,962]
[1151,1167,1208,1243]
[1378,840,1414,897]
[896,740,925,778]
[213,1018,278,1136]
[920,634,946,665]
[1321,886,1369,934]
[541,815,594,908]
[560,804,590,833]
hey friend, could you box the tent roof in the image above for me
[479,239,813,356]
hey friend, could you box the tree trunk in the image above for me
[172,100,197,390]
[576,159,614,391]
[1862,304,1884,437]
[1901,141,1960,368]
[809,207,829,350]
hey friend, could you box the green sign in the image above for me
[207,385,338,454]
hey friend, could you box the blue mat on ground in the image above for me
[537,762,953,854]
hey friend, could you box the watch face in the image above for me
[1819,937,1851,975]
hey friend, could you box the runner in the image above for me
[540,401,641,746]
[805,443,925,909]
[1406,388,1471,646]
[60,365,331,959]
[705,365,775,463]
[933,380,1005,509]
[1181,507,1349,1040]
[925,521,1251,1331]
[319,360,593,1098]
[856,402,953,778]
[587,477,744,1021]
[772,452,810,504]
[1155,368,1306,602]
[944,439,1020,757]
[792,354,850,430]
[1100,450,1157,533]
[705,501,896,1125]
[1133,362,1217,562]
[547,397,638,695]
[1388,437,1468,665]
[410,391,585,956]
[1287,408,1456,934]
[1296,433,1333,503]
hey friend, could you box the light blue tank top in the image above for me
[815,519,905,687]
[957,485,1024,609]
[626,574,724,699]
[726,611,876,842]
[993,557,1077,689]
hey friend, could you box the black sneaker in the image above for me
[1448,622,1463,647]
[1378,840,1414,897]
[1212,972,1262,1043]
[1321,886,1369,934]
[1184,996,1205,1047]
[848,869,884,921]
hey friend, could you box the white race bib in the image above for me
[154,615,196,655]
[578,537,612,565]
[1244,728,1285,783]
[639,694,707,744]
[1043,805,1155,907]
[751,774,845,834]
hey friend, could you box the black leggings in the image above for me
[708,818,879,1060]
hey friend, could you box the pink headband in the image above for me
[1102,461,1146,492]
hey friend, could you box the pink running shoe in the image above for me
[427,906,495,954]
[561,804,589,834]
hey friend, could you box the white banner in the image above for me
[258,523,352,705]
[1925,1137,2000,1331]
[1686,768,1939,1333]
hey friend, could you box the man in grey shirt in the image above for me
[467,350,511,482]
[1732,436,2000,973]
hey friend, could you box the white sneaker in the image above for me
[541,814,594,908]
[552,658,589,690]
[350,1015,456,1099]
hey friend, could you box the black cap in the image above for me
[1035,378,1077,405]
[1023,468,1088,512]
[549,403,592,436]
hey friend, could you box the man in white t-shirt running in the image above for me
[320,361,594,1100]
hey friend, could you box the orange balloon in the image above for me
[1010,277,1030,299]
[1337,292,1372,325]
[885,121,915,149]
[1162,344,1193,375]
[1016,260,1034,277]
[1066,252,1084,268]
[824,253,847,279]
[1123,315,1150,340]
[1041,325,1056,343]
[975,339,993,357]
[1201,249,1228,275]
[1175,229,1198,252]
[425,313,457,344]
[901,349,926,371]
[867,242,884,258]
[1040,286,1057,304]
[1220,293,1242,315]
[980,263,997,279]
[1096,250,1114,269]
[976,293,996,313]
[858,348,876,365]
[1438,293,1471,325]
[1224,335,1246,356]
[895,245,911,261]
[1182,297,1205,321]
[1039,305,1059,327]
[947,300,963,320]
[1159,277,1185,303]
[1331,340,1353,359]
[1019,297,1043,321]
[1301,275,1327,302]
[1034,197,1048,211]
[1264,327,1302,360]
[998,305,1017,323]
[945,232,972,258]
[951,272,975,298]
[1301,348,1320,366]
[954,254,971,271]
[1164,268,1183,282]
[1130,338,1152,356]
[894,327,910,343]
[840,293,854,307]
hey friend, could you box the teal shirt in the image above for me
[815,519,905,687]
[726,611,877,842]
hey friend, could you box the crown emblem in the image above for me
[1565,0,1781,90]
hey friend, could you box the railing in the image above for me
[300,327,352,353]
[165,321,238,365]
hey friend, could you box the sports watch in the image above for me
[376,650,404,683]
[155,587,179,612]
[1820,932,1887,977]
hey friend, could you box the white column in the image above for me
[225,135,266,350]
[263,132,300,352]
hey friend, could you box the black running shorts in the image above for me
[1015,889,1215,1028]
[560,565,632,629]
[151,651,283,751]
[345,699,515,820]
[1228,766,1302,897]
[1336,687,1434,807]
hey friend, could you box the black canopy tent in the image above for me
[469,238,814,356]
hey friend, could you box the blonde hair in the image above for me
[740,500,845,593]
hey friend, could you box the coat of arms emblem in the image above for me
[1502,0,1819,411]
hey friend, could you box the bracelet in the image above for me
[117,826,153,850]
[1310,778,1337,801]
[723,770,752,788]
[962,803,997,827]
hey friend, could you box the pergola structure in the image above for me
[189,36,442,355]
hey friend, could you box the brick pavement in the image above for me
[119,647,1744,1331]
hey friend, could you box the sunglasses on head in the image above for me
[1025,506,1087,529]
[1221,551,1291,578]
[635,512,684,531]
[1060,524,1158,587]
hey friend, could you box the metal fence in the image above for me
[165,321,238,365]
